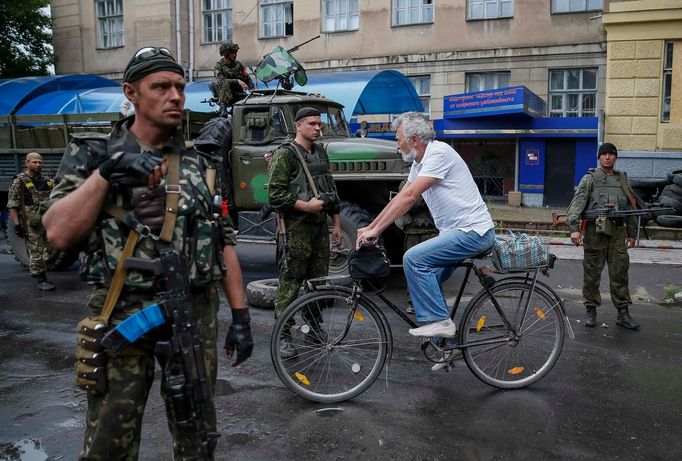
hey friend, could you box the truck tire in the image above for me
[629,177,670,189]
[328,202,374,276]
[659,194,682,213]
[656,215,682,228]
[7,221,79,271]
[245,278,282,310]
[674,174,682,187]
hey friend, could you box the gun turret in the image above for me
[255,36,320,89]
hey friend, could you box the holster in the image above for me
[74,316,109,396]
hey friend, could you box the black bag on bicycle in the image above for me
[348,245,391,279]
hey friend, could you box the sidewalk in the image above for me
[488,204,682,265]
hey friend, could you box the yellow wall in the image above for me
[603,1,682,151]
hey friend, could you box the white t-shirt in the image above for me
[407,140,494,236]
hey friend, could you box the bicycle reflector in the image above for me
[295,372,310,385]
[508,367,525,375]
[476,316,486,332]
[535,308,546,320]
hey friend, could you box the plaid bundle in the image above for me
[491,231,549,272]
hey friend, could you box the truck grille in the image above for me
[331,161,388,172]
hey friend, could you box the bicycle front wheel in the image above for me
[460,282,565,389]
[270,289,389,403]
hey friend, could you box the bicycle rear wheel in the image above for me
[460,282,565,389]
[270,289,389,403]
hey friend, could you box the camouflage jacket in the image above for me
[213,59,254,89]
[268,141,340,224]
[565,168,637,238]
[7,170,53,223]
[45,117,237,292]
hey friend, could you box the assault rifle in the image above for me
[101,246,218,460]
[552,205,674,241]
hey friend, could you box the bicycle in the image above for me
[270,248,574,403]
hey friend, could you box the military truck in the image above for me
[0,88,411,275]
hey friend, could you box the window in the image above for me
[260,0,293,38]
[466,72,511,92]
[662,42,673,122]
[408,75,431,116]
[202,0,232,44]
[551,0,602,14]
[392,0,434,26]
[548,68,597,117]
[323,0,359,32]
[468,0,513,20]
[96,0,124,49]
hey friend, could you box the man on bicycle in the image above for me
[357,112,495,340]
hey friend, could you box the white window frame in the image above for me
[408,75,431,117]
[260,0,293,38]
[467,0,514,21]
[465,72,511,92]
[392,0,434,27]
[662,41,673,123]
[551,0,602,14]
[322,0,359,32]
[548,68,598,118]
[202,0,233,44]
[95,0,124,49]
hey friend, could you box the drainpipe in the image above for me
[598,109,604,146]
[189,0,195,82]
[175,0,182,66]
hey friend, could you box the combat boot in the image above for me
[585,306,597,328]
[35,272,55,291]
[616,307,640,330]
[280,333,298,360]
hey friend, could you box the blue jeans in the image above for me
[403,228,495,323]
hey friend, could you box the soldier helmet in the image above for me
[220,42,240,56]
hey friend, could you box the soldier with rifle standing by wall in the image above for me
[43,46,253,460]
[6,152,55,291]
[565,143,641,331]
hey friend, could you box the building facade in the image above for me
[603,0,682,177]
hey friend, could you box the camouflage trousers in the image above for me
[26,222,49,276]
[404,231,439,307]
[216,80,246,107]
[582,223,632,310]
[274,220,329,318]
[79,285,219,461]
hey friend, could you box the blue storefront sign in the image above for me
[443,86,546,119]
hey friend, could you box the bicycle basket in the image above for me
[348,245,391,279]
[491,231,549,272]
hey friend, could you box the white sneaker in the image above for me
[431,350,463,372]
[408,319,457,338]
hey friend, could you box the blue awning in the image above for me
[0,75,120,115]
[16,86,126,115]
[184,69,423,119]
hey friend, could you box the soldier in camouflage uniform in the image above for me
[6,152,55,290]
[565,143,640,330]
[267,107,342,358]
[212,41,253,111]
[43,47,253,460]
[394,179,438,314]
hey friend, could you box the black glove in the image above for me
[98,151,163,186]
[224,308,253,366]
[14,224,26,239]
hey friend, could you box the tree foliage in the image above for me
[0,0,54,78]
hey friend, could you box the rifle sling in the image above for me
[98,148,181,321]
[616,174,637,208]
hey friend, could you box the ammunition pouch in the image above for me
[26,206,42,228]
[595,216,615,237]
[74,316,109,396]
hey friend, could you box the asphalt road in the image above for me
[0,241,681,461]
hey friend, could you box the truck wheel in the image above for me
[328,202,374,276]
[7,221,29,267]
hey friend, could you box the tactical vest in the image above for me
[283,142,338,205]
[19,173,53,226]
[586,169,631,211]
[70,134,224,291]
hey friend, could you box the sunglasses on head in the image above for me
[131,47,175,65]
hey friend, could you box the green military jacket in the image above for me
[7,170,53,226]
[44,117,237,292]
[213,58,254,90]
[267,141,340,224]
[565,168,637,238]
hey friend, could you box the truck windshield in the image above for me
[294,105,350,137]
